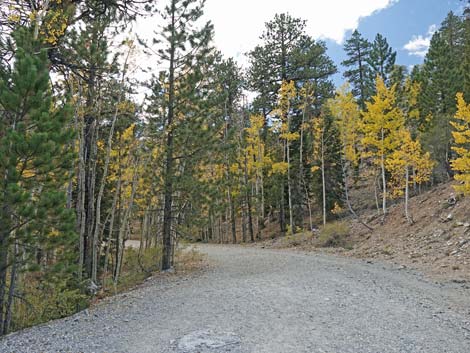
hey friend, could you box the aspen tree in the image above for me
[451,93,470,195]
[275,81,299,233]
[386,130,433,224]
[362,76,404,220]
[245,115,268,239]
[311,115,327,226]
[328,84,372,230]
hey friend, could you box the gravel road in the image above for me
[2,245,470,353]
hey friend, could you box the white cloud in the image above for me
[132,1,398,69]
[404,24,437,57]
[204,0,398,65]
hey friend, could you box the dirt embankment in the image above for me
[259,182,470,284]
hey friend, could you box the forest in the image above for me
[1,0,470,336]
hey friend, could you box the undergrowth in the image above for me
[316,222,351,249]
[9,244,204,333]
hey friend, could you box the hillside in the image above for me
[260,182,470,283]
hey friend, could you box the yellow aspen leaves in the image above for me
[245,115,267,178]
[328,83,361,167]
[386,129,434,197]
[311,114,325,169]
[274,80,299,141]
[271,162,289,175]
[361,76,404,164]
[451,93,470,195]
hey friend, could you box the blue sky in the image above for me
[135,0,467,89]
[326,0,465,84]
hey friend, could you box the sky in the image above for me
[201,0,465,84]
[130,0,466,98]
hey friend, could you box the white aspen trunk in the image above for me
[321,133,327,226]
[405,166,413,224]
[103,175,121,290]
[287,140,294,233]
[33,0,50,40]
[374,174,380,215]
[91,48,131,283]
[380,129,387,221]
[114,156,140,287]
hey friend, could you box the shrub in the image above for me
[316,222,351,248]
[11,274,88,332]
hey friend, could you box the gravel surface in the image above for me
[2,245,470,353]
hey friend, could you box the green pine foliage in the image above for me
[368,33,397,85]
[341,30,374,108]
[0,27,79,334]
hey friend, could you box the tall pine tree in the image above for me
[0,27,75,334]
[341,30,373,108]
[149,0,213,270]
[368,33,396,85]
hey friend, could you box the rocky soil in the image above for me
[2,245,470,352]
[261,182,470,283]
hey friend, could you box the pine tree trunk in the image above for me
[241,207,247,243]
[161,1,177,271]
[229,190,237,244]
[0,157,13,333]
[0,221,9,334]
[3,239,18,335]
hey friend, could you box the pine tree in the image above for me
[247,13,306,114]
[418,12,464,181]
[150,0,213,270]
[368,33,396,85]
[0,27,75,334]
[248,13,336,233]
[462,6,470,101]
[421,12,463,117]
[341,30,373,108]
[450,92,470,195]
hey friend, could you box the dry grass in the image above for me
[315,222,352,249]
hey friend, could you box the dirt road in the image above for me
[2,245,470,352]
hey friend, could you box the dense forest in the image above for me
[1,0,470,335]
